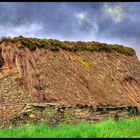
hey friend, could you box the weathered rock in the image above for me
[0,38,140,109]
[0,37,140,128]
[9,103,139,127]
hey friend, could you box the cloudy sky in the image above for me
[0,2,140,59]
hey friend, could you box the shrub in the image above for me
[0,36,136,56]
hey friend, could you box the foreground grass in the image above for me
[0,117,140,138]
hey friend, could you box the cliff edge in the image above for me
[0,36,140,127]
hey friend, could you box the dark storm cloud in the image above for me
[0,2,140,58]
[0,2,104,39]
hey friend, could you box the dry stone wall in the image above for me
[10,103,139,127]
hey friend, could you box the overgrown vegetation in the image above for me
[0,36,135,56]
[74,56,91,69]
[0,117,140,138]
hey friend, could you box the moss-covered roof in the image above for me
[0,36,136,56]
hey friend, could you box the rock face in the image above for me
[0,37,140,127]
[10,103,139,127]
[0,41,47,102]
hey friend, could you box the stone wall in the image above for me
[10,103,139,127]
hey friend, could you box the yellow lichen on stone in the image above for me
[41,119,44,121]
[29,114,36,119]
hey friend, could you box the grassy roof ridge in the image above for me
[0,36,136,56]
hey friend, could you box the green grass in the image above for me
[0,117,140,138]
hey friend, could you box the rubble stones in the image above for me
[10,103,139,128]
